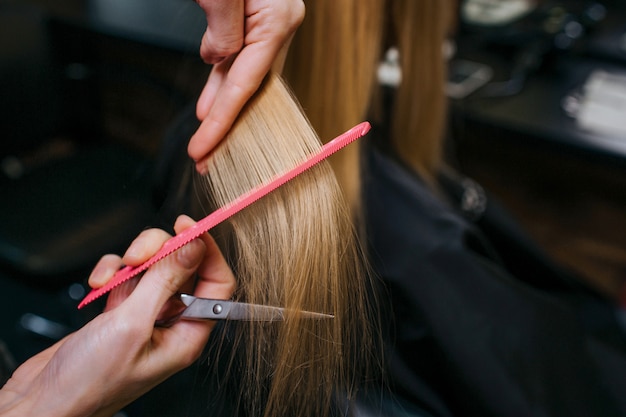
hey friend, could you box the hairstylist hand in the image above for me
[0,215,235,417]
[188,0,305,172]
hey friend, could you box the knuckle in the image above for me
[151,266,184,296]
[110,311,143,339]
[275,1,305,30]
[202,31,243,61]
[224,74,255,98]
[93,254,122,274]
[136,228,171,244]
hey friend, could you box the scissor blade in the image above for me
[180,295,234,320]
[179,295,334,321]
[228,302,285,321]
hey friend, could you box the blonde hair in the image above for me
[283,0,385,211]
[390,0,453,181]
[284,0,454,188]
[196,73,381,416]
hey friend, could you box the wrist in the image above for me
[0,385,36,417]
[0,381,104,417]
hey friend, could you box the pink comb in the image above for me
[78,121,371,308]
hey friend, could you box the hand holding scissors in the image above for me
[0,216,235,417]
[155,294,333,327]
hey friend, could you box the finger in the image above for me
[149,218,235,369]
[172,214,235,300]
[193,229,236,301]
[172,215,204,294]
[155,215,235,322]
[122,228,172,266]
[188,42,281,167]
[127,231,206,321]
[88,254,123,289]
[105,276,140,312]
[189,2,305,164]
[171,215,236,300]
[198,0,244,64]
[195,54,233,122]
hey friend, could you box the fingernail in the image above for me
[177,241,202,269]
[88,263,116,287]
[174,214,195,234]
[124,239,145,260]
[195,161,208,176]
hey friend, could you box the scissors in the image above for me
[156,294,334,327]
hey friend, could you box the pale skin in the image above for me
[188,0,305,173]
[0,215,236,417]
[0,1,303,414]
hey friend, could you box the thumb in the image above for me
[126,237,206,322]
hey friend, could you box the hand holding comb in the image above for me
[78,121,371,308]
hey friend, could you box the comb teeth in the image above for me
[78,121,371,309]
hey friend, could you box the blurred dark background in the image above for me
[449,0,626,299]
[0,0,625,415]
[0,1,210,414]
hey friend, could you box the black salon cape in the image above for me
[360,139,626,417]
